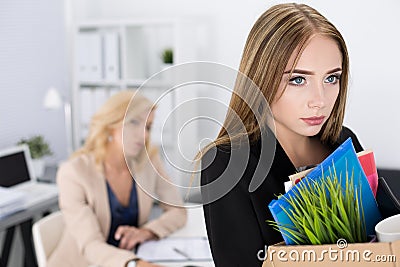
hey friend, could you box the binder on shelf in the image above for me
[76,34,89,82]
[103,32,120,82]
[93,88,109,113]
[80,88,108,141]
[79,88,94,130]
[76,32,103,82]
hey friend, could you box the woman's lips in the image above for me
[301,116,326,126]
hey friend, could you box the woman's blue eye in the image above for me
[289,76,305,85]
[130,119,139,125]
[325,74,340,84]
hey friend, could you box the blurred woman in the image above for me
[48,90,187,267]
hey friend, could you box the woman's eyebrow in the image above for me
[326,67,342,74]
[283,67,342,75]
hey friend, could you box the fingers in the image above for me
[119,233,139,250]
[114,225,127,241]
[126,237,140,250]
[115,226,140,249]
[117,228,153,250]
[115,225,138,240]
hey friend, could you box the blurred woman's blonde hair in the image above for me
[72,90,156,170]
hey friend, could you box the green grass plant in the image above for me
[268,165,367,245]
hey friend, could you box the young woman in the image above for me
[48,90,187,267]
[201,3,364,266]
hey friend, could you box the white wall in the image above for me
[72,0,400,169]
[0,0,69,164]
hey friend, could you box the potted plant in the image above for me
[160,48,174,81]
[17,135,52,178]
[161,48,174,65]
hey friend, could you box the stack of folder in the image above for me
[268,138,382,245]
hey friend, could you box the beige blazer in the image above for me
[47,152,187,267]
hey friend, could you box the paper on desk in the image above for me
[136,236,212,262]
[0,187,26,218]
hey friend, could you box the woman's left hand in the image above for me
[115,226,157,250]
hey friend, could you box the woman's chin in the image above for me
[301,126,323,137]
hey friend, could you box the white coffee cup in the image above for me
[375,214,400,242]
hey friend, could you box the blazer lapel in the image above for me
[91,157,111,238]
[129,159,147,226]
[136,177,147,226]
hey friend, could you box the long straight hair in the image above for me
[202,3,349,156]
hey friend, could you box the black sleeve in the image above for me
[201,147,265,267]
[339,126,364,152]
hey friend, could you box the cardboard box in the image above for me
[262,240,400,266]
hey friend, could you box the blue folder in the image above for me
[268,138,382,245]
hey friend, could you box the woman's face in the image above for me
[270,35,342,140]
[111,109,154,158]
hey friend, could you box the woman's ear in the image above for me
[106,126,117,141]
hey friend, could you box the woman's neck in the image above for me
[276,129,328,168]
[104,145,129,174]
[278,135,311,165]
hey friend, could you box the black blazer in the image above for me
[201,127,363,267]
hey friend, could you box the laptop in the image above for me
[0,144,58,207]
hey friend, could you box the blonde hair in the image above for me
[72,90,156,169]
[203,3,349,156]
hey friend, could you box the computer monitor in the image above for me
[0,145,35,187]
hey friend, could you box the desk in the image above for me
[1,194,209,267]
[152,204,214,267]
[0,186,58,267]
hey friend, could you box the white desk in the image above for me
[0,182,58,267]
[0,164,59,266]
[150,204,214,267]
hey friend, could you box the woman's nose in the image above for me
[307,83,325,109]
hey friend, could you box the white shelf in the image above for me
[72,17,211,187]
[78,80,172,89]
[77,18,177,29]
[79,81,122,87]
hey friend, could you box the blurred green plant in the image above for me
[17,135,52,159]
[268,165,367,245]
[161,48,173,64]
